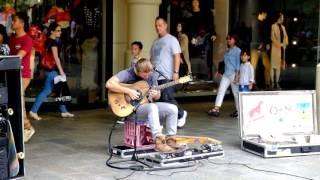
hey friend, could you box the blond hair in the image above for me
[134,58,153,73]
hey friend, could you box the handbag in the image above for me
[40,47,56,70]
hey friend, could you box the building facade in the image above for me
[0,0,319,105]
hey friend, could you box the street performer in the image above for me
[105,58,178,153]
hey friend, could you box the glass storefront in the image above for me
[230,0,319,89]
[0,0,104,105]
[160,0,215,81]
[160,0,319,95]
[3,0,318,102]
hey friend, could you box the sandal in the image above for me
[207,108,220,117]
[229,111,238,118]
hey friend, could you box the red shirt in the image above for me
[9,34,33,78]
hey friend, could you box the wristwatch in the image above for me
[174,71,179,74]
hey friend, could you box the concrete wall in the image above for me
[113,0,161,72]
[213,0,229,69]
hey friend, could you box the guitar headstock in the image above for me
[177,75,193,84]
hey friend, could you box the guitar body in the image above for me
[108,81,150,117]
[108,75,192,117]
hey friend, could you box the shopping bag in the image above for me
[54,81,72,104]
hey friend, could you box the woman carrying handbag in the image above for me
[29,22,74,120]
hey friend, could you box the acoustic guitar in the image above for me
[108,75,192,117]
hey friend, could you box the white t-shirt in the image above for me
[239,62,254,85]
[150,34,181,80]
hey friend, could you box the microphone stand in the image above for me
[153,67,170,81]
[130,93,152,168]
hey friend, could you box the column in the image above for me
[101,0,107,100]
[213,0,229,70]
[240,0,259,48]
[126,0,162,67]
[113,0,129,72]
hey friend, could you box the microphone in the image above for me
[153,67,158,71]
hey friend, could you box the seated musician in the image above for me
[105,58,178,153]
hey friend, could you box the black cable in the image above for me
[147,160,203,177]
[105,112,196,172]
[207,160,314,180]
[132,161,196,171]
[131,111,152,168]
[114,161,198,180]
[114,171,136,180]
[105,117,178,171]
[106,118,132,170]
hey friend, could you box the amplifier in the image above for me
[0,136,8,180]
[0,87,8,105]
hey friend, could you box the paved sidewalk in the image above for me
[24,100,320,180]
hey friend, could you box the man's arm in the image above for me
[173,53,180,80]
[51,46,65,76]
[234,49,241,83]
[17,49,27,59]
[18,37,33,73]
[105,76,140,100]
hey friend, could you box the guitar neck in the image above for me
[156,80,180,90]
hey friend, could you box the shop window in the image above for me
[230,0,319,90]
[160,0,215,81]
[1,0,103,104]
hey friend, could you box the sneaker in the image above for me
[24,126,35,143]
[177,110,187,128]
[61,112,75,118]
[29,111,42,121]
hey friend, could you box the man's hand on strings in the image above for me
[127,89,140,100]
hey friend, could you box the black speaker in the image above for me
[0,115,9,180]
[0,56,24,178]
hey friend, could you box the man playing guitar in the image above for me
[105,58,178,153]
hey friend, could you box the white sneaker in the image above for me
[177,110,187,128]
[24,126,35,143]
[61,112,75,118]
[29,111,42,121]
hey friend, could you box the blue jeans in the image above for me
[31,70,67,113]
[239,85,250,92]
[158,79,184,119]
